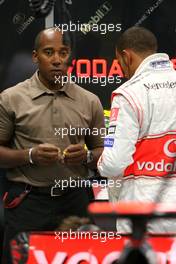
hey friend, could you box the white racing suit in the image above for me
[98,53,176,233]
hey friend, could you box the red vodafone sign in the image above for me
[23,232,176,264]
[67,58,176,78]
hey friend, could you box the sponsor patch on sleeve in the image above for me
[104,138,114,147]
[110,108,119,122]
[108,125,117,135]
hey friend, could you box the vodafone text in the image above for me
[137,159,176,173]
[137,138,176,174]
[66,59,176,78]
[125,136,176,177]
[31,249,176,264]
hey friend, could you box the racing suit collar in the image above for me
[134,53,171,76]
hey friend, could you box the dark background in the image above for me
[0,0,176,108]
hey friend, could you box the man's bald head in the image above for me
[116,26,158,56]
[34,27,71,51]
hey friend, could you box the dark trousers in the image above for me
[0,171,7,264]
[2,182,93,264]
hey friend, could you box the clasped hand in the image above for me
[31,143,87,166]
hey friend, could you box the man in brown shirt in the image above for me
[1,28,104,263]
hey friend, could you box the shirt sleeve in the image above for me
[85,95,105,149]
[97,94,139,177]
[0,92,14,143]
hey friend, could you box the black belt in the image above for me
[9,181,73,197]
[32,185,72,196]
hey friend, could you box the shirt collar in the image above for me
[58,81,75,100]
[30,71,54,99]
[30,71,75,100]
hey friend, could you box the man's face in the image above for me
[32,30,71,87]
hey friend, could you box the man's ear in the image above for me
[122,49,132,66]
[32,50,38,64]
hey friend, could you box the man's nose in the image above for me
[51,53,62,65]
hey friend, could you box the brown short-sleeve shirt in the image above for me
[0,72,105,186]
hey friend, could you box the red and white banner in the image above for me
[23,232,176,264]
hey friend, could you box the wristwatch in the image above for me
[86,150,94,163]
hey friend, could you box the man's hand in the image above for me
[31,143,62,166]
[62,144,87,165]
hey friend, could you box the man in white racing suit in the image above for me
[98,26,176,233]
